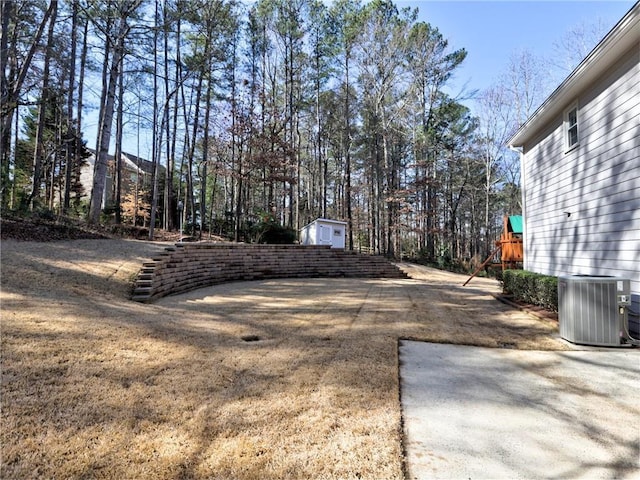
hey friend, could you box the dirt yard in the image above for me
[0,239,568,479]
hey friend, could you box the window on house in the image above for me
[565,104,579,151]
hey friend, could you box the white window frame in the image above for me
[564,102,579,152]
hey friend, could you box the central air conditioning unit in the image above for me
[558,275,632,347]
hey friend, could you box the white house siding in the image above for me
[521,43,640,331]
[79,155,113,208]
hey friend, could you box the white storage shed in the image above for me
[300,218,347,249]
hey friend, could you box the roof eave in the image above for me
[508,2,640,148]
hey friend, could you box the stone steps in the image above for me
[131,243,408,302]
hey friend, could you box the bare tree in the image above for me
[1,1,57,205]
[476,85,514,254]
[549,18,610,81]
[27,0,58,208]
[501,49,548,128]
[88,0,142,224]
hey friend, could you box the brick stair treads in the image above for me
[131,243,408,302]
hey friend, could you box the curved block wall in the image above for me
[131,243,408,302]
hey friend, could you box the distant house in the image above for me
[508,3,639,334]
[300,218,347,249]
[80,150,162,210]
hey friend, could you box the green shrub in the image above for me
[249,218,296,244]
[502,270,558,312]
[538,276,558,311]
[260,223,297,244]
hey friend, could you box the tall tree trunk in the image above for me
[344,52,353,250]
[28,0,57,209]
[74,18,88,207]
[63,0,78,213]
[230,36,242,242]
[187,72,204,235]
[200,68,212,241]
[92,12,113,198]
[313,29,323,220]
[149,0,160,239]
[485,159,491,255]
[1,0,56,197]
[114,61,124,224]
[162,0,174,231]
[0,0,13,205]
[88,15,128,224]
[167,6,182,231]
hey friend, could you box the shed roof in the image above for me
[508,2,640,147]
[301,218,347,230]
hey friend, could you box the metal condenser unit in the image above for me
[558,275,632,347]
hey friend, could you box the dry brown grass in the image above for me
[1,240,567,479]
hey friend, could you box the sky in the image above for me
[101,0,637,158]
[395,0,636,102]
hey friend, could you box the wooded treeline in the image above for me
[2,0,549,261]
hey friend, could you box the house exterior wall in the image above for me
[79,155,113,207]
[79,152,158,209]
[520,43,640,331]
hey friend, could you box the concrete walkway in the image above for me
[400,341,640,479]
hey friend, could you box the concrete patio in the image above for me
[400,341,640,479]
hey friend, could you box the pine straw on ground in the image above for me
[0,240,568,479]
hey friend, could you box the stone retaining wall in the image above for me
[132,243,408,302]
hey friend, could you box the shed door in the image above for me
[319,225,332,245]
